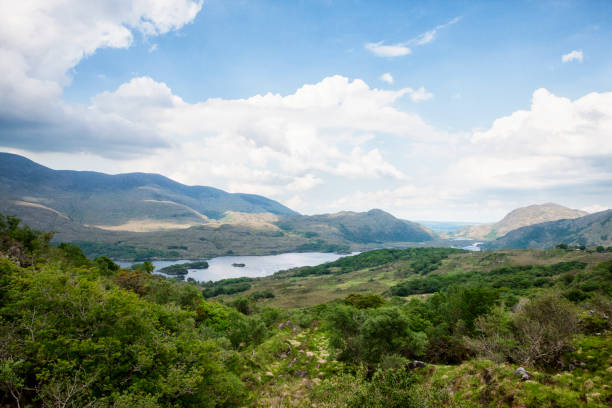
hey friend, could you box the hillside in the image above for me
[0,153,435,259]
[484,209,612,250]
[0,152,297,230]
[451,203,588,240]
[2,216,611,407]
[277,209,434,244]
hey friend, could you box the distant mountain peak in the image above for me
[451,203,587,241]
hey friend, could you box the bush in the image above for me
[344,293,385,309]
[346,368,457,408]
[512,292,579,368]
[251,290,275,300]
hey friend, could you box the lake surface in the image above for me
[459,241,482,251]
[116,252,357,282]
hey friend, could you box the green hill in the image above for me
[484,209,612,250]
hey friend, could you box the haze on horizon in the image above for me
[1,0,611,222]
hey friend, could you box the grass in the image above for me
[218,249,612,308]
[240,323,612,407]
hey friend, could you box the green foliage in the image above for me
[70,241,179,261]
[251,290,275,300]
[0,213,52,253]
[391,261,588,296]
[512,292,580,367]
[344,293,385,309]
[201,277,254,298]
[346,368,459,408]
[159,260,208,276]
[326,303,429,365]
[94,256,120,275]
[311,367,463,408]
[0,246,265,406]
[131,260,154,273]
[467,292,580,368]
[295,239,350,253]
[292,247,465,278]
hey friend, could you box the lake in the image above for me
[116,251,357,282]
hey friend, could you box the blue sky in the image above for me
[63,0,612,130]
[1,0,612,221]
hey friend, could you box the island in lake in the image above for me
[232,263,246,267]
[159,261,209,275]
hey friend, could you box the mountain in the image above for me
[0,153,435,259]
[0,152,297,231]
[484,209,612,249]
[451,203,588,240]
[278,209,433,244]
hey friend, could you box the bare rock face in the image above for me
[514,367,531,381]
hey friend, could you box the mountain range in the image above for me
[0,153,435,259]
[2,152,610,259]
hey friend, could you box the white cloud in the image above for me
[327,86,612,220]
[409,86,433,102]
[380,73,394,84]
[40,74,427,203]
[287,174,323,191]
[365,42,411,57]
[442,87,612,204]
[412,16,462,46]
[0,0,202,155]
[149,43,158,52]
[365,16,461,58]
[562,50,583,63]
[1,3,611,221]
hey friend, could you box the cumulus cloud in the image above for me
[86,75,423,185]
[1,3,610,221]
[0,0,202,155]
[327,87,612,220]
[380,73,394,84]
[562,50,583,63]
[287,174,323,191]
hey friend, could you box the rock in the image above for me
[295,370,308,378]
[406,360,427,370]
[514,367,531,381]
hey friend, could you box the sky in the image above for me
[1,0,611,222]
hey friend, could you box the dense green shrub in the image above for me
[344,293,385,309]
[291,247,465,278]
